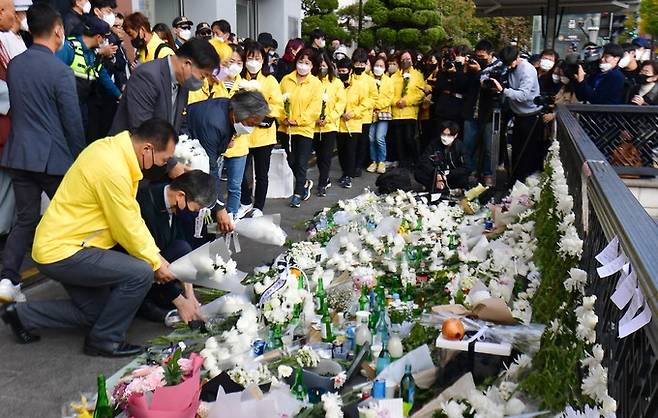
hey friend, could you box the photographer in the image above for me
[488,46,544,182]
[537,49,561,96]
[542,54,581,124]
[575,43,625,104]
[414,121,469,191]
[461,40,500,186]
[433,46,468,128]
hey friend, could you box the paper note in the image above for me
[619,288,644,328]
[595,236,619,264]
[619,300,652,338]
[596,253,626,278]
[611,270,637,309]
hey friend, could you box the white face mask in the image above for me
[618,55,631,68]
[82,0,91,13]
[246,59,262,74]
[179,29,192,41]
[441,135,456,146]
[227,63,242,77]
[102,12,115,28]
[599,62,613,72]
[552,73,561,83]
[560,76,570,85]
[638,49,651,62]
[20,17,28,32]
[234,122,254,136]
[540,58,554,71]
[57,28,66,50]
[388,64,398,74]
[296,62,311,76]
[373,66,385,76]
[316,39,326,48]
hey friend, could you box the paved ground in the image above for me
[0,160,379,418]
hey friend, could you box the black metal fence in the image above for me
[556,105,658,418]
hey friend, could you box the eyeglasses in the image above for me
[198,30,211,37]
[178,25,192,30]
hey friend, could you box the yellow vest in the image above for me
[33,131,161,270]
[139,32,175,63]
[243,72,284,148]
[278,72,323,139]
[390,68,426,120]
[188,78,231,104]
[316,76,346,134]
[338,73,372,134]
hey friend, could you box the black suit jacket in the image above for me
[110,58,189,134]
[136,183,185,251]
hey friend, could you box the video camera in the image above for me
[482,66,507,91]
[533,94,556,113]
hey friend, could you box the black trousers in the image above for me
[280,133,314,196]
[87,93,118,143]
[144,240,191,309]
[313,131,336,188]
[337,132,359,178]
[240,144,274,210]
[511,113,545,182]
[392,119,419,167]
[1,169,61,285]
[356,123,371,169]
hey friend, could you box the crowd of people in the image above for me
[0,0,655,356]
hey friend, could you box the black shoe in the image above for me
[83,339,144,358]
[343,177,352,189]
[1,303,40,344]
[137,300,170,323]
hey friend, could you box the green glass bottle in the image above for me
[448,234,458,251]
[358,286,369,311]
[315,276,327,314]
[93,374,113,418]
[400,364,416,417]
[290,367,307,402]
[270,323,283,349]
[292,273,304,321]
[321,302,334,342]
[368,302,380,332]
[375,340,391,375]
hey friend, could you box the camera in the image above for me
[482,67,506,90]
[443,59,455,71]
[533,95,555,107]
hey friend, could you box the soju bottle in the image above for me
[293,272,305,320]
[358,286,369,311]
[375,305,389,348]
[290,367,307,402]
[448,234,458,251]
[375,340,391,375]
[93,374,113,418]
[400,364,416,417]
[315,276,327,314]
[321,302,334,342]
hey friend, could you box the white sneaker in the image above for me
[236,204,252,219]
[251,208,263,218]
[0,278,23,303]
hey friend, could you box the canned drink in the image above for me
[484,219,494,230]
[253,339,267,356]
[372,379,386,399]
[346,325,356,352]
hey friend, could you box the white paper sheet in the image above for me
[619,300,652,338]
[234,214,286,246]
[375,344,435,383]
[596,253,627,278]
[595,236,619,265]
[611,270,637,310]
[619,288,644,328]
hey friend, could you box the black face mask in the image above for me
[131,36,145,50]
[338,72,350,82]
[141,149,169,181]
[353,67,365,75]
[476,58,488,69]
[425,63,437,73]
[638,74,650,84]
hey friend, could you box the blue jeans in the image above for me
[224,156,247,215]
[462,119,493,176]
[369,121,388,163]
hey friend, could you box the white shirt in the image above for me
[0,31,26,59]
[163,185,174,227]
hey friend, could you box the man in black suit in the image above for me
[136,169,217,323]
[110,37,218,135]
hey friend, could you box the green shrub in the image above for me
[376,27,398,46]
[363,0,386,15]
[423,27,447,46]
[359,28,376,49]
[371,8,389,26]
[397,28,421,47]
[388,7,413,25]
[411,0,436,10]
[316,0,339,13]
[389,0,413,7]
[410,11,428,26]
[419,10,440,27]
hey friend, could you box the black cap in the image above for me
[258,32,276,48]
[172,16,193,28]
[196,22,211,34]
[82,15,110,36]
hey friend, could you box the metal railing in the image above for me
[556,104,658,418]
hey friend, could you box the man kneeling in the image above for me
[2,119,179,357]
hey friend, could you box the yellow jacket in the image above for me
[278,72,323,139]
[358,73,378,125]
[339,73,373,134]
[243,71,284,148]
[139,32,175,63]
[209,38,233,64]
[316,76,346,134]
[224,134,250,158]
[390,68,426,120]
[373,74,394,114]
[188,78,231,104]
[32,131,161,270]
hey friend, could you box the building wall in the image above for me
[258,0,301,53]
[183,0,237,31]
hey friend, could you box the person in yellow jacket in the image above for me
[8,120,202,356]
[367,55,394,174]
[278,48,323,208]
[336,55,372,189]
[312,51,346,197]
[238,43,284,217]
[123,12,175,64]
[389,50,426,167]
[352,49,378,177]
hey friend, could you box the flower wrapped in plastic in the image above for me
[174,135,210,173]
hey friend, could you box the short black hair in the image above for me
[441,120,460,136]
[169,170,218,209]
[211,19,231,34]
[603,43,624,58]
[474,40,494,53]
[242,41,270,76]
[541,48,558,60]
[310,28,325,41]
[621,42,639,53]
[176,38,220,70]
[133,118,178,151]
[352,47,369,64]
[336,57,352,70]
[91,0,117,9]
[312,50,336,81]
[499,46,519,66]
[27,3,62,38]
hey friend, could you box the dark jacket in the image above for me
[110,57,189,134]
[275,58,295,82]
[63,9,84,36]
[576,67,625,104]
[539,73,561,96]
[0,44,85,175]
[433,70,468,121]
[136,183,185,250]
[414,138,469,191]
[186,98,233,205]
[633,83,658,105]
